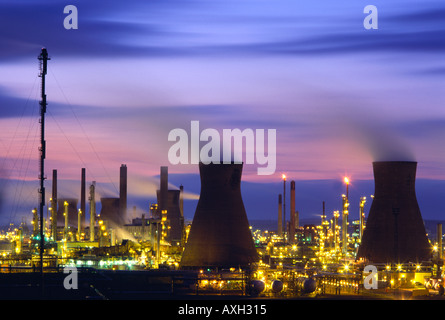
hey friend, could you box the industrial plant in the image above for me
[0,49,443,301]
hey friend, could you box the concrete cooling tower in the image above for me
[357,161,431,264]
[180,162,258,269]
[100,197,124,227]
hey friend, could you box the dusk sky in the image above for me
[0,0,444,227]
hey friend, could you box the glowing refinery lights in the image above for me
[344,177,349,185]
[282,174,287,181]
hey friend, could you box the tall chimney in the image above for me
[333,210,339,250]
[160,166,168,215]
[89,181,96,241]
[357,161,431,263]
[80,168,86,230]
[179,185,184,218]
[51,169,57,240]
[438,223,443,260]
[322,201,328,248]
[64,201,69,241]
[119,164,127,222]
[278,194,283,237]
[289,181,296,243]
[342,194,349,255]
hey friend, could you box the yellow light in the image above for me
[282,174,286,180]
[344,177,349,184]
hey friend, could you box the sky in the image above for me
[0,0,444,227]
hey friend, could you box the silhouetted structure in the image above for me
[119,164,127,221]
[180,162,258,269]
[57,198,78,227]
[100,197,121,226]
[80,168,86,229]
[357,161,431,263]
[156,189,183,245]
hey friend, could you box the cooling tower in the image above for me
[357,161,431,263]
[180,162,258,269]
[100,197,122,227]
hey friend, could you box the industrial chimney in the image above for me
[357,161,431,263]
[289,181,296,243]
[51,169,57,240]
[278,194,283,238]
[119,164,127,222]
[80,168,86,229]
[180,162,258,269]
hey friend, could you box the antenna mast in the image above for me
[38,48,50,274]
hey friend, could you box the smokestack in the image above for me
[64,201,69,240]
[89,181,96,242]
[289,181,296,243]
[322,201,326,224]
[322,201,328,248]
[295,210,299,229]
[179,185,184,218]
[160,166,168,215]
[359,197,366,242]
[333,210,339,250]
[357,161,431,263]
[51,169,57,240]
[180,162,258,269]
[52,169,57,201]
[342,194,349,255]
[278,194,282,237]
[438,223,443,260]
[81,168,86,230]
[119,164,127,222]
[77,209,82,241]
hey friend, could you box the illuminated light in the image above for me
[282,174,286,181]
[344,177,349,184]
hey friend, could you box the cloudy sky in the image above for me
[0,0,444,226]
